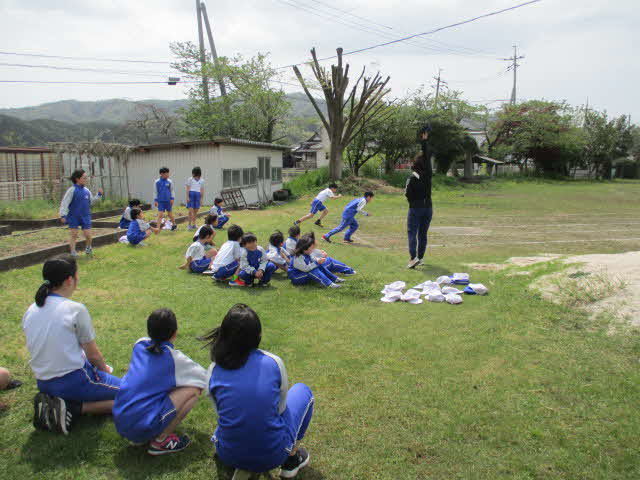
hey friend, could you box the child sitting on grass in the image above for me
[113,309,207,455]
[193,214,218,250]
[210,225,244,281]
[180,226,218,274]
[119,199,141,230]
[211,198,230,229]
[266,230,290,272]
[307,232,356,276]
[230,233,277,287]
[127,208,159,246]
[284,225,300,256]
[288,234,344,289]
[201,304,314,477]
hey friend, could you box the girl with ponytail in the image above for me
[113,309,208,455]
[23,254,121,435]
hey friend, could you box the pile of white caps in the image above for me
[380,274,488,305]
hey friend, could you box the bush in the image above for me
[283,167,330,197]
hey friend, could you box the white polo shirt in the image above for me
[185,241,206,261]
[186,177,205,192]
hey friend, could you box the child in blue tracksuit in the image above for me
[266,231,291,272]
[232,233,277,287]
[211,197,230,229]
[113,309,208,455]
[323,191,374,244]
[180,226,218,273]
[59,169,103,257]
[210,225,244,281]
[284,225,300,256]
[155,167,177,231]
[186,166,205,230]
[202,304,314,477]
[307,232,356,275]
[126,208,159,246]
[119,199,141,230]
[288,234,344,288]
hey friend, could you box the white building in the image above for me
[126,139,287,206]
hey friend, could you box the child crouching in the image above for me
[210,225,244,281]
[231,233,277,287]
[126,208,159,246]
[288,234,344,288]
[119,199,141,230]
[180,226,217,273]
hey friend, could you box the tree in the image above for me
[127,103,178,144]
[293,48,391,180]
[583,111,632,179]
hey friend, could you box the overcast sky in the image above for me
[0,0,637,120]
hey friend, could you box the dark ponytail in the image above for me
[294,233,314,257]
[35,254,78,307]
[146,308,178,354]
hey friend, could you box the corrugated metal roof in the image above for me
[136,138,289,152]
[0,146,53,153]
[474,155,504,165]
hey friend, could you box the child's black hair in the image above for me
[240,232,257,247]
[128,198,141,208]
[288,224,301,238]
[227,224,244,242]
[269,230,284,247]
[146,308,178,354]
[294,233,315,256]
[159,167,169,174]
[214,197,224,206]
[70,169,85,184]
[204,214,218,225]
[130,207,142,220]
[35,254,77,307]
[198,225,214,240]
[192,166,202,177]
[364,191,375,198]
[199,304,262,369]
[329,183,338,189]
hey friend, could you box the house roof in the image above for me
[473,155,504,165]
[135,137,290,152]
[0,146,53,153]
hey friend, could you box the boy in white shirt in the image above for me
[185,166,205,230]
[210,225,244,281]
[294,183,341,227]
[179,225,217,273]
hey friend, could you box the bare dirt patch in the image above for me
[466,254,562,271]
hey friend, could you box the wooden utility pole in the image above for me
[502,45,524,105]
[196,0,210,103]
[433,68,446,107]
[200,1,227,97]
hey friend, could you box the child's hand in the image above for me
[60,217,66,224]
[98,188,104,195]
[170,199,174,206]
[154,201,158,207]
[317,257,326,264]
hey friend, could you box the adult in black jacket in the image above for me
[405,126,433,268]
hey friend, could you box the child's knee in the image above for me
[0,367,10,390]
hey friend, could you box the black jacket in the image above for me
[405,141,433,209]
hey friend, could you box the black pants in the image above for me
[407,207,433,259]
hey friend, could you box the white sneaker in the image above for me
[334,277,346,283]
[417,259,424,266]
[329,283,341,288]
[407,258,420,269]
[70,250,79,258]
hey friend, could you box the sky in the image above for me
[0,0,638,120]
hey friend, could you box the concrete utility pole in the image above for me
[502,45,524,105]
[433,68,447,107]
[200,1,227,97]
[196,0,210,103]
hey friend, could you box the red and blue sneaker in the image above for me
[147,433,192,455]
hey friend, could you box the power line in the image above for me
[0,50,170,65]
[0,62,177,78]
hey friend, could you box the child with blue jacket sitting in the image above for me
[231,233,277,287]
[119,199,141,230]
[126,208,159,246]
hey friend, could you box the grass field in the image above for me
[1,179,639,479]
[0,198,130,220]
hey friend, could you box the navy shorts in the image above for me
[37,360,121,403]
[190,257,212,273]
[157,201,172,212]
[115,394,177,443]
[309,199,326,214]
[187,191,202,209]
[67,215,91,230]
[127,232,147,245]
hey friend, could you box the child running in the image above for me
[127,208,159,246]
[307,232,356,275]
[211,198,231,229]
[180,226,218,274]
[186,167,205,230]
[323,191,374,244]
[193,214,218,249]
[201,304,314,477]
[155,167,178,231]
[294,183,341,227]
[266,230,290,272]
[119,199,141,230]
[113,309,208,455]
[231,233,277,287]
[284,225,300,256]
[210,225,244,281]
[288,234,344,288]
[59,169,103,257]
[22,255,121,435]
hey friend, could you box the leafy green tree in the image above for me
[583,111,632,179]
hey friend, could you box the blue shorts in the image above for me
[157,201,172,212]
[190,257,212,273]
[37,360,121,403]
[213,260,239,280]
[67,215,91,230]
[127,232,147,245]
[115,394,177,443]
[119,217,131,230]
[187,191,202,209]
[309,199,326,214]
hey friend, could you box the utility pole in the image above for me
[583,97,589,127]
[433,68,447,107]
[502,45,524,105]
[196,0,210,103]
[200,1,227,97]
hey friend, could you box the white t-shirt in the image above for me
[186,177,205,192]
[316,188,337,203]
[211,240,242,271]
[185,241,206,261]
[22,295,96,380]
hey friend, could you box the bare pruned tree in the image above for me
[128,103,177,144]
[293,48,391,180]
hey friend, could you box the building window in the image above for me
[271,167,282,183]
[232,169,241,187]
[250,167,257,185]
[223,167,260,189]
[222,169,232,188]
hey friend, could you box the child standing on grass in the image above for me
[23,255,121,435]
[294,183,341,227]
[201,304,314,477]
[186,167,205,230]
[119,199,141,230]
[127,208,159,246]
[231,233,277,287]
[210,225,244,281]
[288,234,344,289]
[284,225,300,256]
[323,191,374,244]
[59,169,103,257]
[211,197,230,229]
[180,226,218,274]
[113,309,208,455]
[266,230,290,272]
[155,167,178,231]
[193,214,219,249]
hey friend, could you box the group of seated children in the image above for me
[23,256,313,477]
